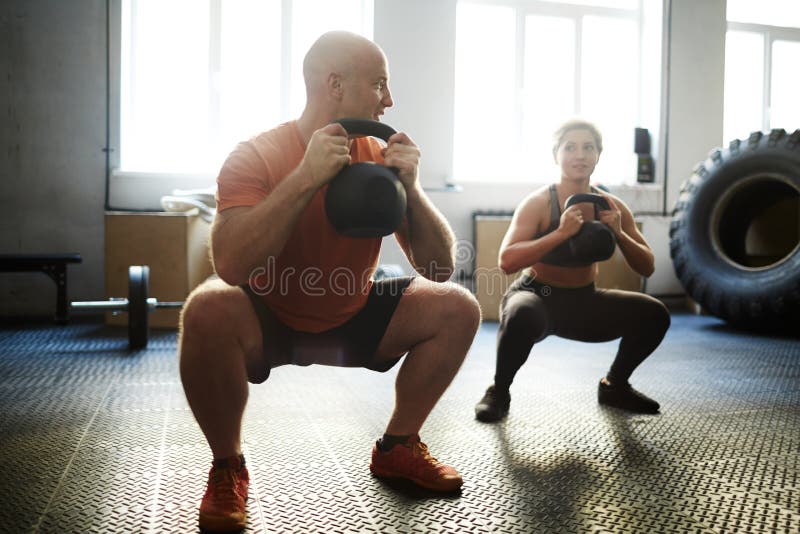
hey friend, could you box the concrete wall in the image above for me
[662,0,726,211]
[1,0,106,316]
[374,0,458,187]
[1,0,730,316]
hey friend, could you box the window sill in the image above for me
[107,170,665,215]
[424,180,665,215]
[108,170,216,211]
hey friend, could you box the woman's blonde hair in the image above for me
[552,118,603,159]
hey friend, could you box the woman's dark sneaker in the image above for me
[597,379,660,414]
[474,385,511,422]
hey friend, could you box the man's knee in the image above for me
[181,286,231,337]
[437,283,481,334]
[179,281,253,346]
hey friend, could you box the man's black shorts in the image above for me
[242,276,415,383]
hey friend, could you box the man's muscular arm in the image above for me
[389,132,456,281]
[212,123,350,285]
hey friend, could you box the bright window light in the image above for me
[727,0,800,29]
[581,15,638,186]
[121,0,211,173]
[290,0,374,117]
[218,0,281,159]
[723,31,764,143]
[540,0,638,9]
[454,3,516,181]
[119,0,373,174]
[724,6,800,145]
[454,0,652,184]
[523,16,575,179]
[770,40,800,132]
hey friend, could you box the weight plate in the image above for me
[128,265,149,349]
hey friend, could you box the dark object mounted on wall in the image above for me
[635,127,654,183]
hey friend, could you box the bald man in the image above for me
[179,31,480,531]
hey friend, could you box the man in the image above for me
[179,31,481,532]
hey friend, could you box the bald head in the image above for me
[303,31,384,94]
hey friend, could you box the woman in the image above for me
[475,119,670,422]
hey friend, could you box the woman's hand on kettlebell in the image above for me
[558,205,584,238]
[382,132,420,190]
[302,123,352,187]
[598,194,622,235]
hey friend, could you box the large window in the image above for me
[118,0,373,174]
[454,0,661,185]
[724,0,800,144]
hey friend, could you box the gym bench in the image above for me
[0,253,83,324]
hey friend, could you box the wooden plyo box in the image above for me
[473,215,643,321]
[105,210,214,328]
[473,216,521,322]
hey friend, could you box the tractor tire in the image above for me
[669,128,800,332]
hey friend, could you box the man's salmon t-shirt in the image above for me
[216,121,386,333]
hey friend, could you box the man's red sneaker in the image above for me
[198,455,249,532]
[369,435,463,492]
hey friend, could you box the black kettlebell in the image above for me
[540,193,617,267]
[324,118,407,238]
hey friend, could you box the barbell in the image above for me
[70,263,404,350]
[70,265,183,350]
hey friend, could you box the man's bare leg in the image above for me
[367,279,480,491]
[373,279,481,435]
[178,279,263,459]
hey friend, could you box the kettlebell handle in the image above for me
[564,193,610,218]
[333,118,397,143]
[325,118,406,238]
[539,192,616,267]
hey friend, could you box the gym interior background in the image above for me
[1,1,798,533]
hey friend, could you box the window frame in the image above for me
[108,0,373,178]
[725,20,800,138]
[453,0,650,184]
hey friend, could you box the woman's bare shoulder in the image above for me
[516,184,552,214]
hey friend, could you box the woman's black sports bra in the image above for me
[535,184,601,238]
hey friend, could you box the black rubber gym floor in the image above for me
[0,311,798,533]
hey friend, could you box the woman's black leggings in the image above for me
[494,275,671,390]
